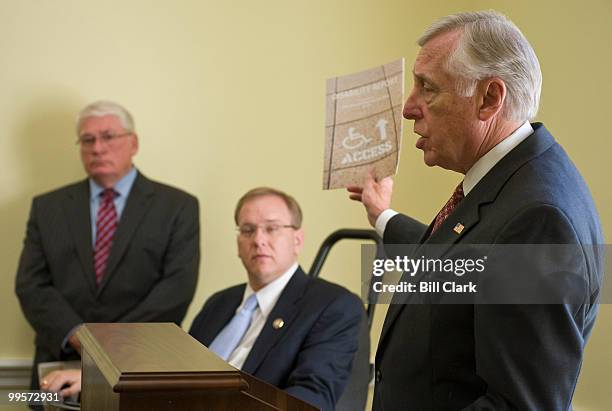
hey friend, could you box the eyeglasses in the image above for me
[236,223,297,238]
[76,131,132,149]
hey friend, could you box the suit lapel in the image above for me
[202,287,245,346]
[241,267,308,374]
[378,202,480,347]
[378,123,557,351]
[98,172,155,292]
[64,179,97,293]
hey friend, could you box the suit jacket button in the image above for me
[375,370,382,383]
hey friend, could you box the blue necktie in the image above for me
[208,293,259,361]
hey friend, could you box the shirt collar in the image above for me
[242,262,298,317]
[89,167,137,201]
[463,121,533,196]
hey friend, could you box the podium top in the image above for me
[77,323,243,393]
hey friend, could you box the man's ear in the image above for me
[478,78,506,121]
[131,133,139,155]
[294,229,304,254]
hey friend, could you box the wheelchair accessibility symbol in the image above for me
[342,127,372,149]
[341,119,389,150]
[339,119,392,166]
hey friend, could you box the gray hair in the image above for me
[76,100,136,135]
[418,10,542,122]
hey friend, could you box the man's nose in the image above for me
[91,137,107,153]
[252,227,268,245]
[402,91,423,120]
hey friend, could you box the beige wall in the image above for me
[0,1,609,410]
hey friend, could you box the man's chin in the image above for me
[247,268,283,290]
[422,152,438,167]
[87,168,112,178]
[87,171,118,187]
[247,262,274,276]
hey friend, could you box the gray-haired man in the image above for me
[16,100,200,396]
[349,11,602,410]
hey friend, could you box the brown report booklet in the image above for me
[324,58,404,189]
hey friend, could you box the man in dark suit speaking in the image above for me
[189,187,365,411]
[15,100,200,393]
[348,10,603,411]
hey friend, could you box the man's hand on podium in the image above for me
[40,369,82,397]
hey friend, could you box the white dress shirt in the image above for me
[226,262,298,369]
[375,121,534,237]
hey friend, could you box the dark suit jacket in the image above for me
[189,267,365,411]
[373,123,603,411]
[15,171,200,389]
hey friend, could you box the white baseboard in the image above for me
[0,359,32,389]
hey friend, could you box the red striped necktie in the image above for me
[431,182,464,234]
[94,188,118,286]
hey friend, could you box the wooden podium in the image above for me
[76,323,318,411]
